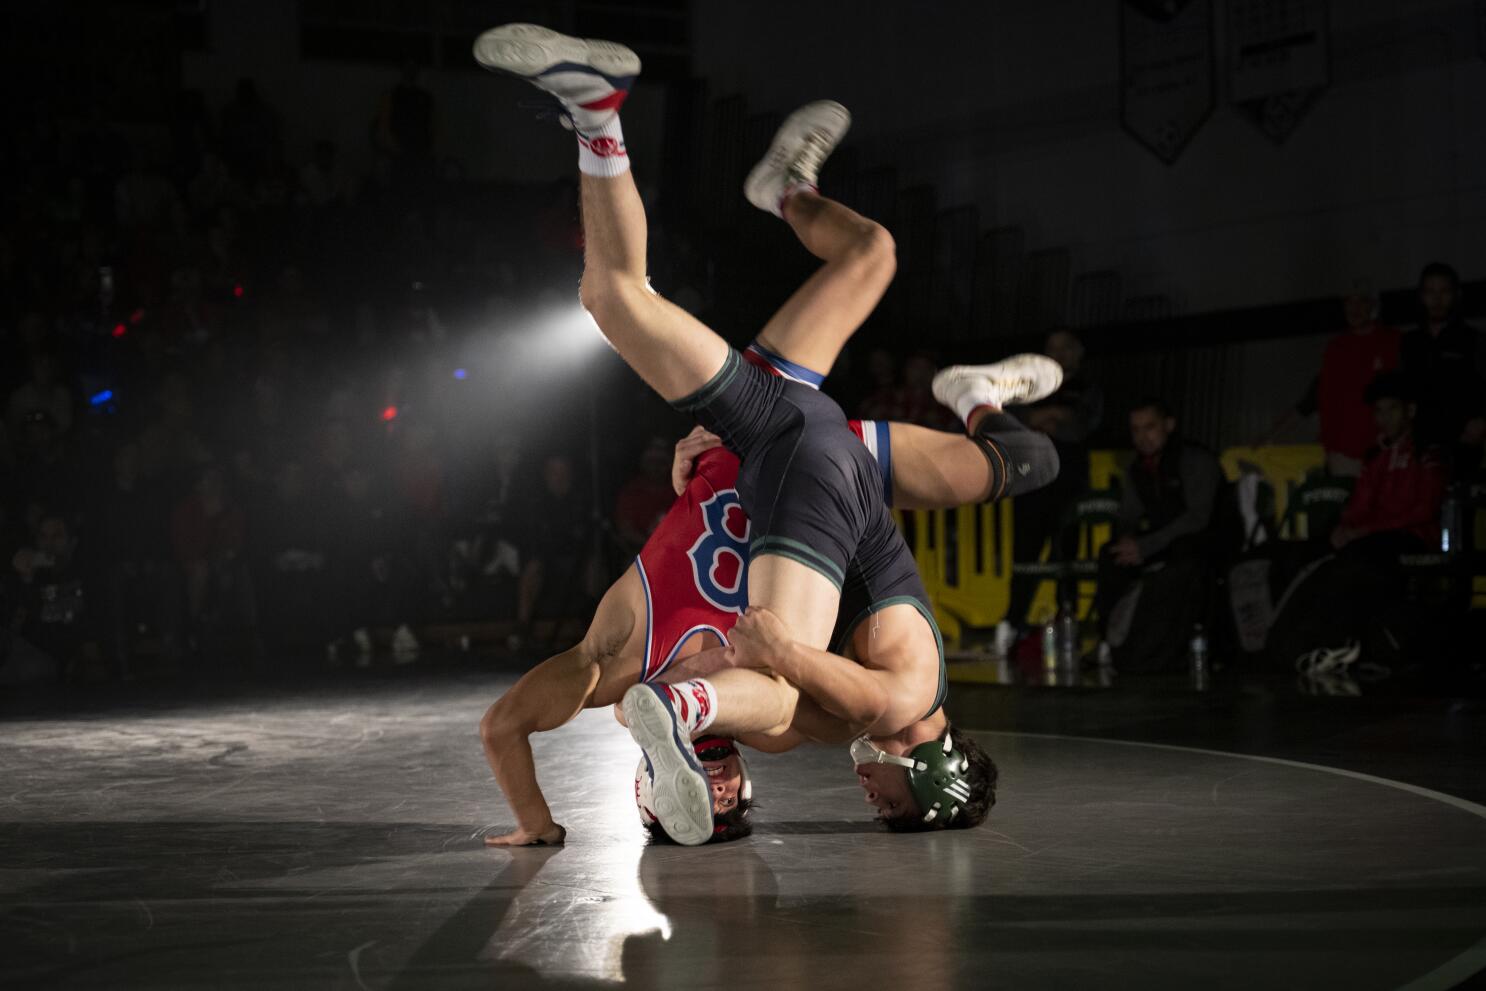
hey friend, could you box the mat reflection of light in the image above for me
[488,708,670,984]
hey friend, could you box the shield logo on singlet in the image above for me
[687,489,750,614]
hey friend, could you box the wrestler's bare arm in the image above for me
[481,572,641,847]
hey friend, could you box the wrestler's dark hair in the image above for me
[643,797,754,845]
[880,728,998,834]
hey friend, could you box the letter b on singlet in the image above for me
[687,490,749,614]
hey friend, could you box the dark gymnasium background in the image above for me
[1,2,1484,989]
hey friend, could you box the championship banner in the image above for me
[1120,0,1215,165]
[1228,0,1330,143]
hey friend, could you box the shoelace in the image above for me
[782,128,834,184]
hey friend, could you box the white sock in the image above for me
[662,678,718,735]
[578,116,629,178]
[951,384,998,426]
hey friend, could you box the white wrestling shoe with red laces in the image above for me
[932,354,1064,416]
[473,23,640,139]
[744,100,852,217]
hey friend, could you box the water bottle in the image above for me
[1041,616,1058,670]
[1189,623,1210,691]
[1056,599,1078,668]
[1440,488,1461,556]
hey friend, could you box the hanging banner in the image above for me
[1121,0,1215,165]
[1228,0,1330,143]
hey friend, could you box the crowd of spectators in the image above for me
[2,71,1480,688]
[0,76,693,684]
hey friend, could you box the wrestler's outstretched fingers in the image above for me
[672,426,722,495]
[484,823,567,847]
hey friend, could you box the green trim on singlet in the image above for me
[670,348,741,412]
[832,594,947,721]
[749,536,846,590]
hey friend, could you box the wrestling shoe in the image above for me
[473,23,639,138]
[744,100,851,217]
[621,684,713,846]
[932,353,1064,418]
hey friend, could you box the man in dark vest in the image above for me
[1094,398,1223,670]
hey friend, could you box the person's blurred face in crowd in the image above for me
[1373,396,1414,444]
[36,516,71,563]
[641,438,670,485]
[543,455,574,498]
[1343,290,1377,330]
[904,354,937,391]
[1044,329,1084,376]
[1129,405,1175,457]
[1419,273,1457,324]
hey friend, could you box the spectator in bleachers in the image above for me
[613,437,675,558]
[327,464,418,665]
[171,462,257,665]
[7,511,98,680]
[95,442,180,674]
[1330,372,1446,557]
[1262,282,1400,477]
[253,460,332,659]
[997,329,1103,655]
[7,352,73,438]
[1095,399,1222,670]
[219,78,281,189]
[511,453,597,650]
[1402,262,1484,479]
[859,351,959,430]
[1268,371,1447,672]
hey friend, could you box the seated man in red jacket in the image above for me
[1330,370,1447,559]
[1275,370,1447,676]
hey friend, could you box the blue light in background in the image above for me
[453,368,468,380]
[89,390,114,406]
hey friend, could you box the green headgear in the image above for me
[851,730,972,825]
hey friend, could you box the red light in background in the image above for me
[111,324,127,338]
[129,308,145,325]
[232,284,245,298]
[381,405,398,422]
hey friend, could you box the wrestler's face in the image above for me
[702,751,744,815]
[855,761,919,821]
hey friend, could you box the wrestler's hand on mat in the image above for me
[672,425,723,495]
[726,607,790,670]
[485,822,567,847]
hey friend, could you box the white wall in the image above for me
[693,0,1486,315]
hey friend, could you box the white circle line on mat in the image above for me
[975,730,1486,991]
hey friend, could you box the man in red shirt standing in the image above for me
[1267,283,1400,477]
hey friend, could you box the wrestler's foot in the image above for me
[621,684,713,846]
[744,100,851,217]
[473,23,640,137]
[932,353,1064,421]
